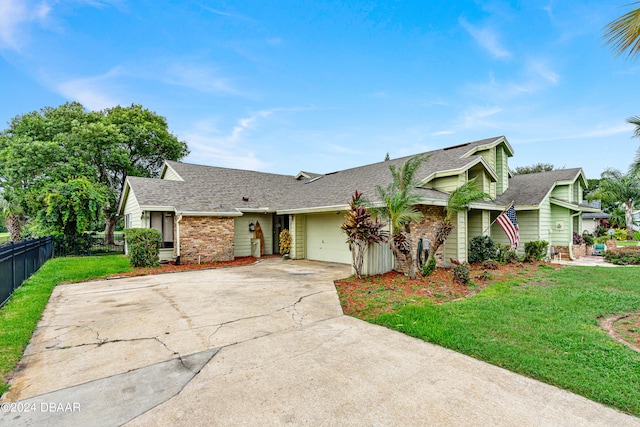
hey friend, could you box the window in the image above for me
[125,214,131,229]
[150,211,174,248]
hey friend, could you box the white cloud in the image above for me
[163,63,239,95]
[0,0,51,51]
[460,105,503,129]
[459,18,511,59]
[431,130,455,137]
[54,67,122,110]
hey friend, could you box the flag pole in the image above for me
[482,201,514,236]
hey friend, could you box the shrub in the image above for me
[482,259,498,270]
[453,262,471,285]
[524,240,548,262]
[633,231,640,241]
[582,232,595,246]
[604,246,640,265]
[125,228,161,267]
[572,232,585,245]
[596,236,608,244]
[495,244,519,264]
[468,235,497,264]
[279,229,292,254]
[613,228,628,241]
[594,225,607,237]
[421,256,436,277]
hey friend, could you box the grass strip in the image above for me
[372,266,640,417]
[0,255,131,395]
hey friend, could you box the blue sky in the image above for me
[1,1,638,179]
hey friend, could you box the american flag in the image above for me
[496,203,520,249]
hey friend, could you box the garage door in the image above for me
[305,213,351,264]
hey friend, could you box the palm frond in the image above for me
[603,2,640,59]
[444,178,491,222]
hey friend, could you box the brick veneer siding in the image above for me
[395,205,446,273]
[179,216,234,264]
[572,243,587,259]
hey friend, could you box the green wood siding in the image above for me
[123,188,142,229]
[290,215,306,259]
[476,148,496,169]
[234,214,273,257]
[444,211,468,263]
[551,184,570,200]
[490,210,539,256]
[496,145,508,194]
[430,175,461,192]
[539,199,552,244]
[550,204,571,245]
[162,165,182,181]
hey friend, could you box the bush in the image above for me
[572,232,585,245]
[453,262,471,285]
[613,228,628,241]
[421,257,436,277]
[524,240,548,262]
[482,259,498,270]
[596,236,608,244]
[604,247,640,265]
[125,228,161,267]
[633,231,640,241]
[468,235,497,264]
[582,232,595,246]
[495,244,519,264]
[594,225,607,237]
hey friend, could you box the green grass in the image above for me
[0,255,131,395]
[0,233,9,244]
[372,266,640,417]
[617,241,640,247]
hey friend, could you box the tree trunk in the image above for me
[6,214,25,242]
[625,202,634,240]
[103,216,118,245]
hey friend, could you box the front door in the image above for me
[272,214,290,254]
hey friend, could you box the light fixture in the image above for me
[249,222,255,232]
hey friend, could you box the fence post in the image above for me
[11,241,16,291]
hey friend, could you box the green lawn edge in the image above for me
[371,265,640,417]
[0,255,131,395]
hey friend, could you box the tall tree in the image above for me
[371,154,429,279]
[588,168,640,239]
[426,179,490,269]
[0,103,189,243]
[603,2,640,59]
[511,163,555,175]
[628,115,640,175]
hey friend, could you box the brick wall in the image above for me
[395,205,446,273]
[572,243,587,259]
[179,216,234,263]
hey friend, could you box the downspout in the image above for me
[176,214,183,258]
[568,212,581,260]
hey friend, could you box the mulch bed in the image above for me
[335,262,560,319]
[111,256,260,278]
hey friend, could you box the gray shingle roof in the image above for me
[124,136,508,213]
[495,168,583,206]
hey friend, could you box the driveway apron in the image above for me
[1,259,638,426]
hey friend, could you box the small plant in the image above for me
[633,231,640,241]
[604,247,640,265]
[279,229,291,254]
[572,232,585,245]
[453,262,471,285]
[596,236,608,244]
[468,235,497,264]
[495,244,519,264]
[613,228,627,241]
[482,259,498,270]
[125,228,161,267]
[524,240,548,262]
[582,231,595,246]
[421,256,436,277]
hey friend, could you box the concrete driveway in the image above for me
[1,259,638,426]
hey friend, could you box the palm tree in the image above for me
[628,116,640,175]
[588,168,640,240]
[371,154,429,279]
[425,179,491,270]
[0,198,26,242]
[603,2,640,59]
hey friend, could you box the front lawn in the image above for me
[0,255,132,395]
[338,265,640,417]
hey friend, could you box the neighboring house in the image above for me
[118,136,601,273]
[581,201,610,234]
